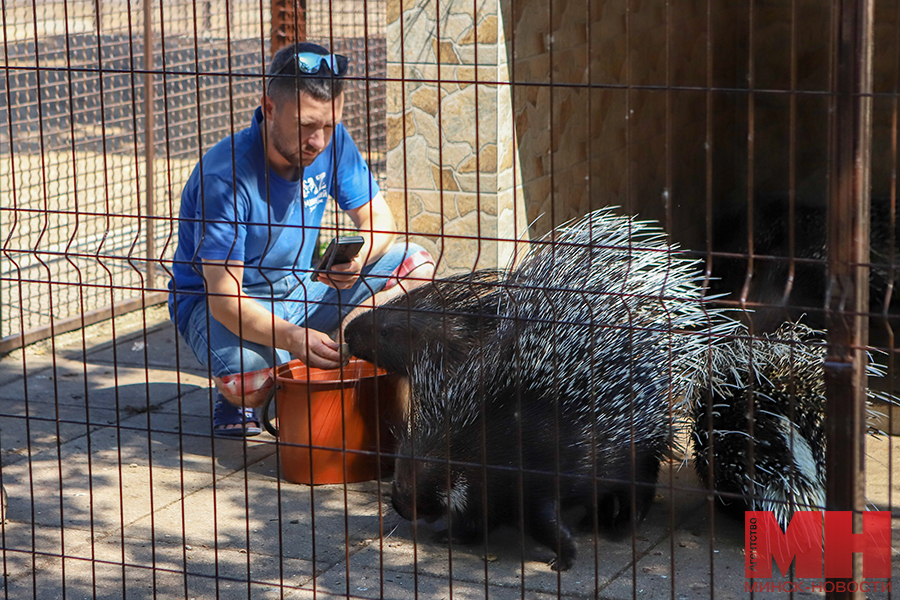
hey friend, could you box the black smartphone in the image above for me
[311,235,365,282]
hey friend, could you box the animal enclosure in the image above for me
[0,0,898,598]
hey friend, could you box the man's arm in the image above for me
[202,259,344,369]
[319,191,397,289]
[347,191,396,264]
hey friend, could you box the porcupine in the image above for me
[686,320,895,530]
[343,268,508,376]
[390,208,737,571]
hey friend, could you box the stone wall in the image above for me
[385,0,527,274]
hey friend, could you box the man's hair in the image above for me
[266,42,345,103]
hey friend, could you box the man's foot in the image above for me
[213,395,262,437]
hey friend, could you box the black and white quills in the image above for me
[686,321,894,529]
[343,268,507,376]
[390,208,736,571]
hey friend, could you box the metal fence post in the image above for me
[271,0,306,55]
[144,0,155,291]
[825,0,873,597]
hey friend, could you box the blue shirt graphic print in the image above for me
[168,106,379,332]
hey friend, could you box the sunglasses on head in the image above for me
[271,52,349,78]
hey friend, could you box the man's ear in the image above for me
[261,94,276,121]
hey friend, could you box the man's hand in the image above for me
[318,254,364,289]
[203,259,349,370]
[317,192,397,290]
[286,326,346,369]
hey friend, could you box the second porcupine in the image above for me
[686,320,896,530]
[343,268,507,375]
[390,208,736,571]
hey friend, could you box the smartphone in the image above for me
[311,235,365,282]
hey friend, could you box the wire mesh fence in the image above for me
[0,0,898,598]
[0,0,385,344]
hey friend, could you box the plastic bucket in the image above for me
[267,358,405,485]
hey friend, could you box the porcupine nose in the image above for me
[343,310,377,361]
[390,479,414,521]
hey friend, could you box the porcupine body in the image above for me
[687,321,894,529]
[391,208,734,570]
[343,268,507,376]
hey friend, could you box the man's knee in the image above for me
[403,260,435,290]
[379,245,435,292]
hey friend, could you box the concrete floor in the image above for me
[0,305,897,599]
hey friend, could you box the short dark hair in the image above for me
[266,42,345,103]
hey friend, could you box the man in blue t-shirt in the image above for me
[168,42,434,436]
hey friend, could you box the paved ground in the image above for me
[0,304,898,599]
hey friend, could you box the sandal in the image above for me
[213,395,262,437]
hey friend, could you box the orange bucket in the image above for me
[268,358,405,485]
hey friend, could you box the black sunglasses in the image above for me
[270,52,349,79]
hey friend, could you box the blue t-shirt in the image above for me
[168,107,379,332]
